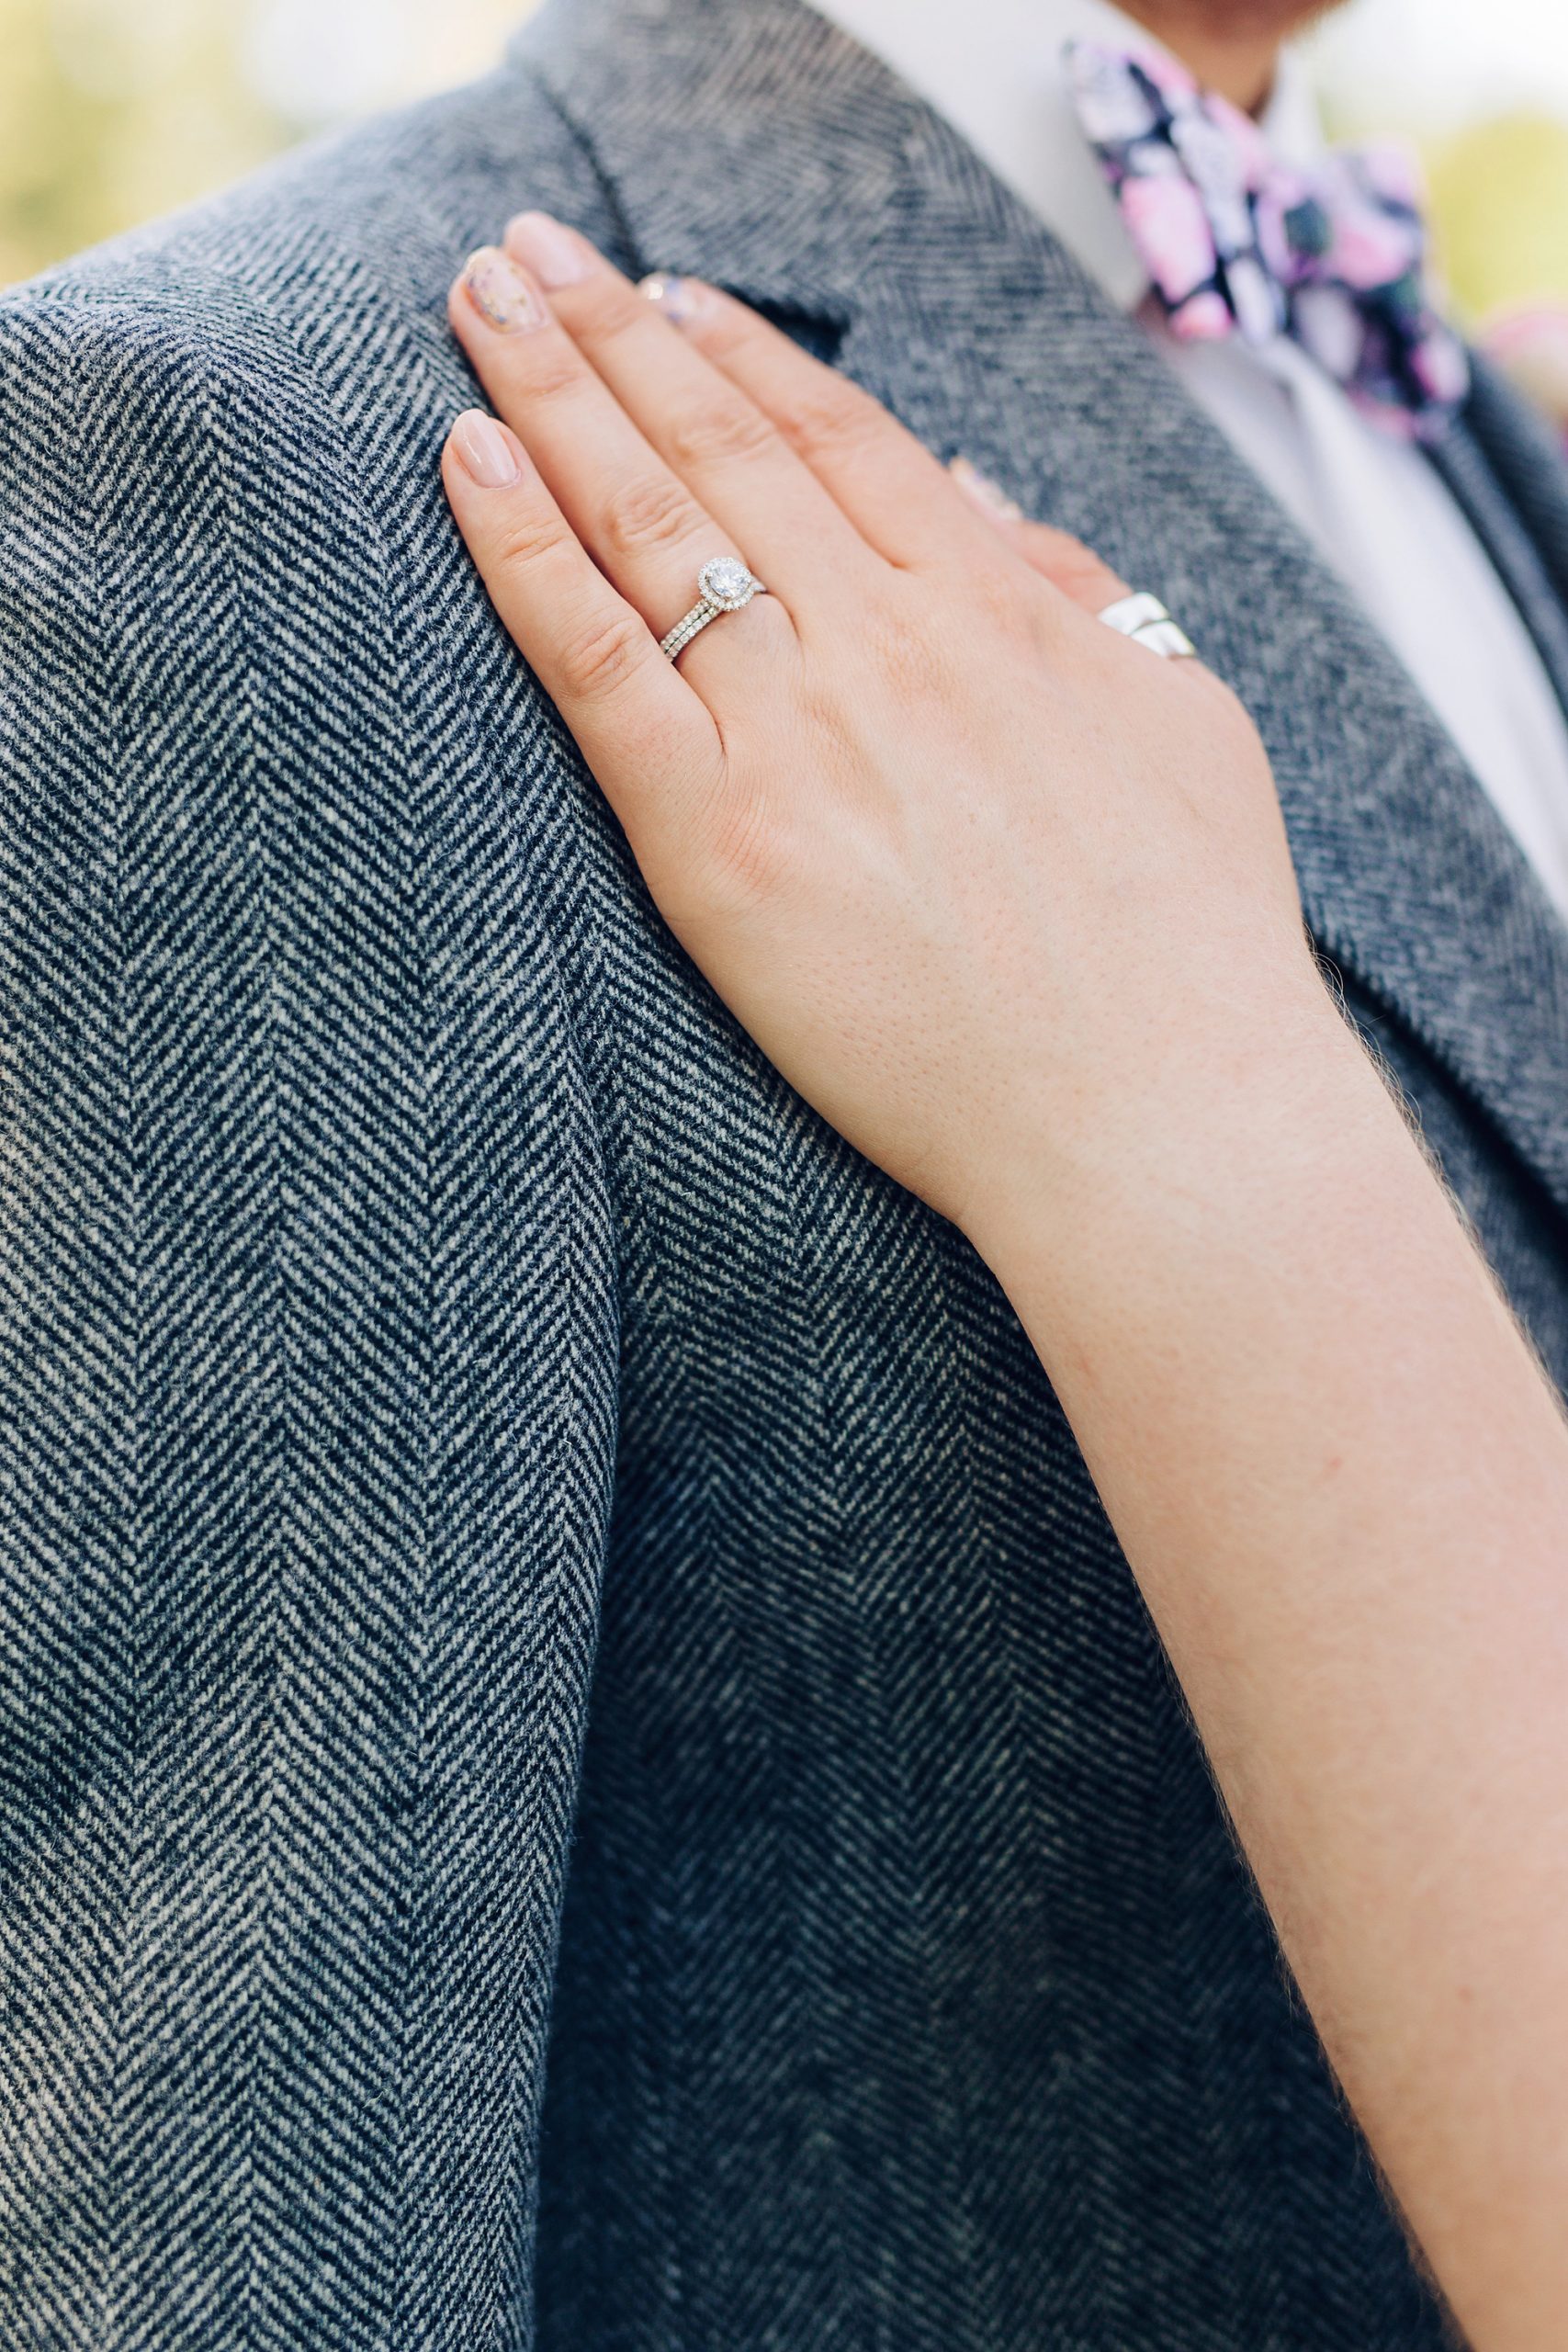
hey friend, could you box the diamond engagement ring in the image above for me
[1097,591,1197,660]
[660,556,768,662]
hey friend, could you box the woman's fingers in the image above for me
[947,457,1134,615]
[453,214,1139,656]
[443,208,1179,885]
[440,407,724,842]
[447,247,791,692]
[500,212,873,605]
[634,266,1027,574]
[628,250,1156,636]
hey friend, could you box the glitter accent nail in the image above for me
[463,245,547,333]
[637,272,713,327]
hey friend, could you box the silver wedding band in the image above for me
[1097,591,1197,660]
[661,555,769,662]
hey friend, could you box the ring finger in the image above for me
[449,244,796,683]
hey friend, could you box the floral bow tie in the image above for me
[1067,40,1471,442]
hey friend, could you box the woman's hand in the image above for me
[441,215,1327,1250]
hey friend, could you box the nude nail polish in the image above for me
[451,411,521,488]
[505,210,593,288]
[463,245,547,332]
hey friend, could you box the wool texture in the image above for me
[2,0,1566,2343]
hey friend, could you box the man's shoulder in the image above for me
[0,54,613,418]
[0,51,615,694]
[0,55,608,842]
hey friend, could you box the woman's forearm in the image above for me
[966,986,1568,2352]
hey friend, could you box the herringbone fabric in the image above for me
[1,1,1565,2345]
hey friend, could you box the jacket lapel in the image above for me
[1464,351,1568,613]
[1431,365,1568,727]
[519,0,1568,1216]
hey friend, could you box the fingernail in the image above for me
[463,245,547,333]
[451,410,521,487]
[637,272,713,328]
[504,210,593,289]
[950,455,1025,523]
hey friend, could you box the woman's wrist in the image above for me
[955,957,1376,1307]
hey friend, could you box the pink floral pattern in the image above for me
[1067,40,1470,443]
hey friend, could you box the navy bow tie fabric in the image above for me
[1068,39,1471,441]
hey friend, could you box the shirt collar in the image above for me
[803,0,1327,313]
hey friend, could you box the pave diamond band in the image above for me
[660,556,768,662]
[1097,590,1198,660]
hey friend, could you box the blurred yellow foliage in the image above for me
[0,0,526,288]
[0,0,276,284]
[1426,111,1568,322]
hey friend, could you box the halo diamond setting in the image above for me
[699,556,759,609]
[660,555,770,662]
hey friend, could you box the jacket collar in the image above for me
[516,0,928,322]
[515,0,1568,1216]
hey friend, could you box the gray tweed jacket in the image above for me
[2,0,1565,2344]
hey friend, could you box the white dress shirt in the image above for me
[807,0,1568,919]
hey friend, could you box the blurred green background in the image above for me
[4,0,1567,344]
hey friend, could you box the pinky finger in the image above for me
[442,408,724,832]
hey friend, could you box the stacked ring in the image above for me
[1097,592,1197,660]
[661,555,769,662]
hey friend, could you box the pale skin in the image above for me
[435,20,1568,2341]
